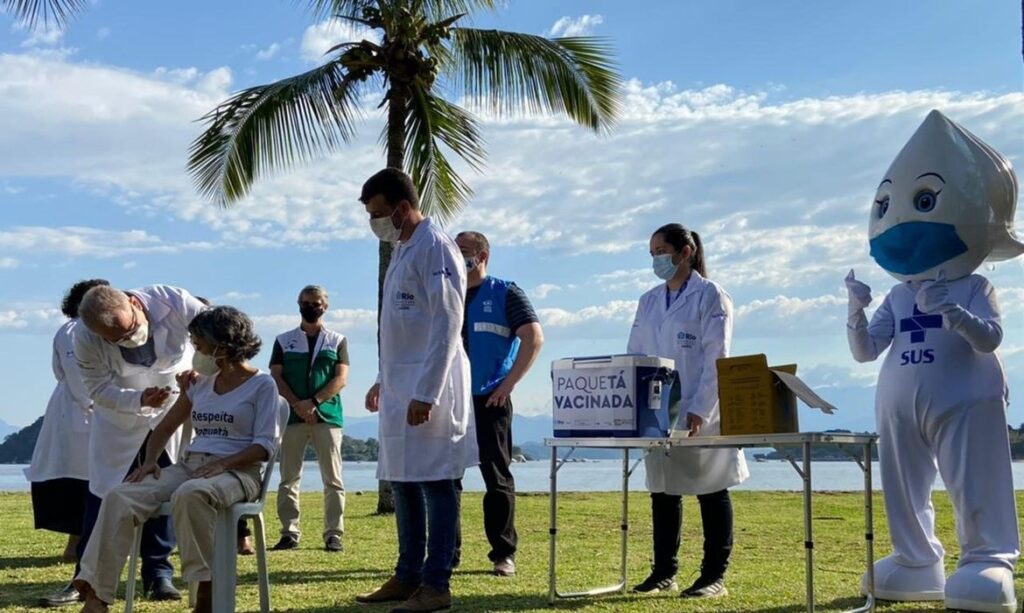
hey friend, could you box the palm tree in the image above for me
[5,0,621,512]
[187,0,620,512]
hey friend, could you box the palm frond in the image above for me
[449,29,621,132]
[403,86,485,221]
[188,61,363,206]
[2,0,86,27]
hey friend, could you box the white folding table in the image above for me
[546,433,878,612]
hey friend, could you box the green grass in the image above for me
[0,490,1021,612]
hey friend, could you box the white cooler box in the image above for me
[551,354,676,438]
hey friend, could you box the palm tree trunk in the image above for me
[375,85,408,515]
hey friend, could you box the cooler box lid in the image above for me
[552,354,675,370]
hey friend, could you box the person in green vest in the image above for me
[269,285,349,552]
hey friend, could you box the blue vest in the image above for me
[467,277,521,395]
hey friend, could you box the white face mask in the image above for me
[464,257,477,272]
[369,211,402,242]
[192,351,220,376]
[117,314,149,349]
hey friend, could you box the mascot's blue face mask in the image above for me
[869,222,968,276]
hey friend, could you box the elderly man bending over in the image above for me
[74,306,282,613]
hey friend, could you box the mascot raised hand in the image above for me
[846,109,1023,612]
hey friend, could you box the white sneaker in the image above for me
[945,563,1017,613]
[861,555,944,601]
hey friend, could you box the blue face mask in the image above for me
[869,221,969,276]
[652,254,679,280]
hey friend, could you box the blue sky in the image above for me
[1,1,1023,436]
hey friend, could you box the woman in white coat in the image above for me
[627,224,749,599]
[26,281,108,571]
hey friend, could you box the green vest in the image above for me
[276,327,345,427]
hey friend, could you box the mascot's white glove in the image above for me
[916,270,957,314]
[846,269,886,362]
[845,269,872,318]
[917,270,1002,352]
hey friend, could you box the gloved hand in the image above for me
[916,270,957,314]
[845,269,872,314]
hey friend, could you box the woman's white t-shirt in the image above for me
[186,371,280,458]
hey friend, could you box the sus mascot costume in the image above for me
[846,110,1022,612]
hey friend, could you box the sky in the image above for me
[1,1,1023,436]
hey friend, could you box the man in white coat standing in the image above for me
[71,284,207,604]
[356,168,477,613]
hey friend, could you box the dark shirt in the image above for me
[462,282,540,351]
[119,335,157,368]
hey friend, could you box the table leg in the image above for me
[863,442,875,611]
[620,448,629,593]
[803,441,814,613]
[548,446,558,605]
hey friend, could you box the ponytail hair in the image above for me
[653,224,707,278]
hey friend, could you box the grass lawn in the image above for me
[0,490,1021,612]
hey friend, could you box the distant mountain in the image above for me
[0,418,19,442]
[0,417,43,464]
[340,413,555,446]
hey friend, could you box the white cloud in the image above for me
[17,23,64,47]
[251,308,377,342]
[538,300,637,328]
[547,15,604,37]
[590,269,653,294]
[529,283,562,299]
[300,19,378,63]
[214,291,262,302]
[0,226,216,258]
[0,307,64,330]
[2,51,1023,278]
[255,42,281,61]
[0,258,18,269]
[734,293,846,337]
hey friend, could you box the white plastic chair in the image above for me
[124,398,289,613]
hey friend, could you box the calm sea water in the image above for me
[6,459,1024,493]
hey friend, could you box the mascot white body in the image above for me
[846,110,1023,612]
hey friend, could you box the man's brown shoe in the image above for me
[192,581,212,613]
[355,576,418,605]
[390,585,452,612]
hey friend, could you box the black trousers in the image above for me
[74,433,175,588]
[650,489,733,581]
[454,394,518,562]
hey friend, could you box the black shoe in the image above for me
[38,583,82,607]
[681,576,728,598]
[632,574,678,593]
[325,535,343,552]
[271,535,300,551]
[147,577,182,601]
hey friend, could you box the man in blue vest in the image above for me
[454,231,545,577]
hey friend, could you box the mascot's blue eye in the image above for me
[876,196,889,219]
[914,190,937,212]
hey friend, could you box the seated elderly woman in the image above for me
[73,306,282,613]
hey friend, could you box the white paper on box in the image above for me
[771,369,838,414]
[552,365,637,431]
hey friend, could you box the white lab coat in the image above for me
[627,271,749,496]
[376,218,477,482]
[24,319,92,483]
[75,285,205,497]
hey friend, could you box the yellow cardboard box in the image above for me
[716,354,837,436]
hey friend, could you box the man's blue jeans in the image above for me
[392,480,459,592]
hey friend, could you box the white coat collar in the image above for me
[663,269,706,313]
[126,287,171,351]
[399,217,434,248]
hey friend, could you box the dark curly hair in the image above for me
[62,279,111,318]
[187,306,262,362]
